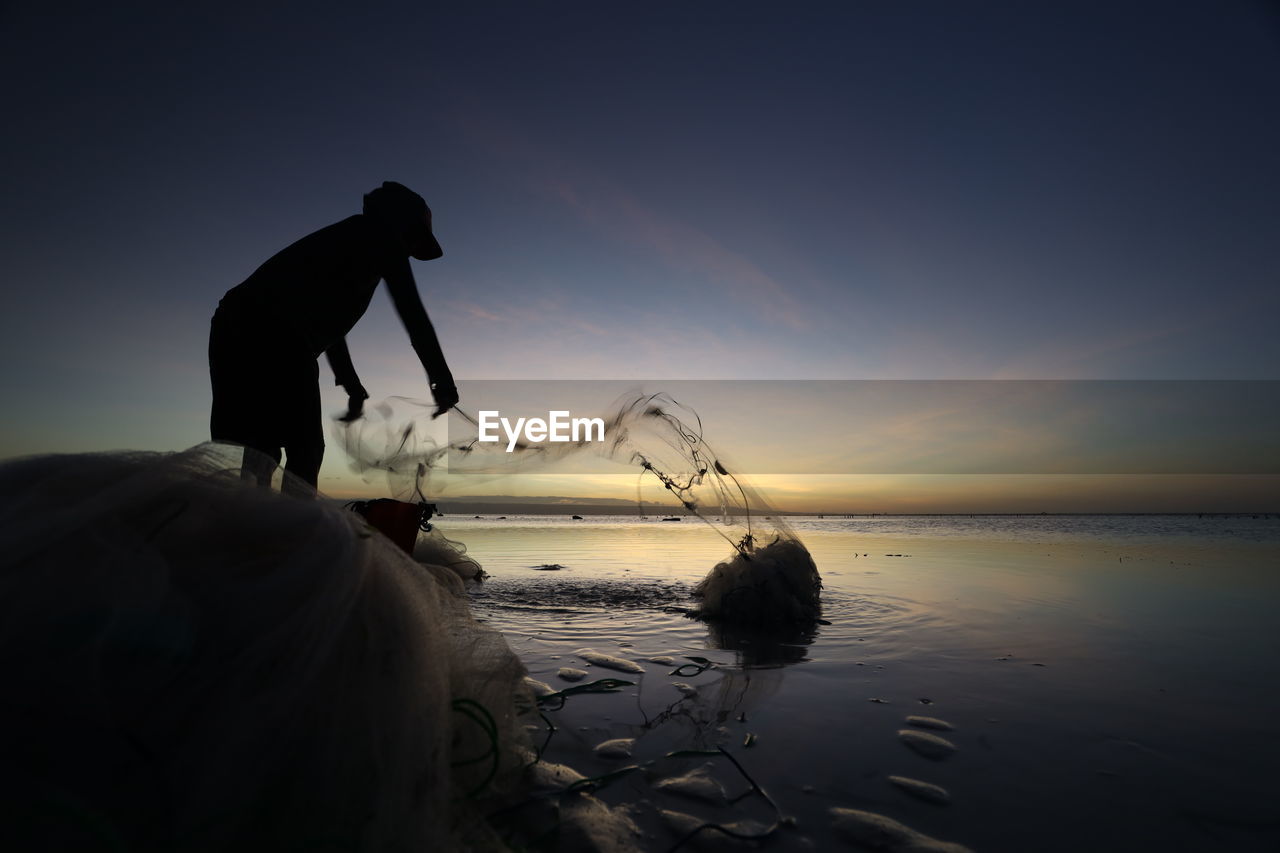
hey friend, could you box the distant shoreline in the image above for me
[423,503,1277,519]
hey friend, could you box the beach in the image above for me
[447,514,1280,851]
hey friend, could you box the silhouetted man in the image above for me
[209,182,457,494]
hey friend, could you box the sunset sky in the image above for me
[2,2,1277,511]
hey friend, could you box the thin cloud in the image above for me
[447,299,508,324]
[538,174,809,331]
[991,322,1188,379]
[451,109,810,331]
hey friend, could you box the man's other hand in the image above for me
[431,382,458,419]
[340,384,370,422]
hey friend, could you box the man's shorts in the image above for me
[208,293,321,459]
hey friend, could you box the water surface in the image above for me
[443,515,1280,852]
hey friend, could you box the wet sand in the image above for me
[452,517,1280,851]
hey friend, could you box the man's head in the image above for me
[363,182,443,261]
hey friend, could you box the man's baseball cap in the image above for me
[364,181,443,261]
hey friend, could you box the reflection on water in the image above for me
[451,517,1280,852]
[703,618,818,667]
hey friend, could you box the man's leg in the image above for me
[281,358,323,497]
[241,444,283,487]
[282,440,322,496]
[209,306,284,487]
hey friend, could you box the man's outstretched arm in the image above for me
[384,259,458,416]
[325,339,369,421]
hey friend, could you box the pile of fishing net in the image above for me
[0,444,532,851]
[692,537,821,623]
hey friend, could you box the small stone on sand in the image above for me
[524,677,555,697]
[576,648,645,673]
[888,775,951,805]
[649,655,676,665]
[905,715,954,731]
[658,810,701,838]
[529,760,587,791]
[830,807,972,852]
[660,810,769,847]
[560,792,644,852]
[654,764,729,804]
[672,682,698,697]
[558,667,589,682]
[594,737,636,759]
[898,729,957,760]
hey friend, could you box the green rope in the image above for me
[451,698,501,798]
[535,678,635,710]
[668,655,715,678]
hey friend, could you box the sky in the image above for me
[1,1,1277,510]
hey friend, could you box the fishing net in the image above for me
[337,391,823,625]
[0,443,532,851]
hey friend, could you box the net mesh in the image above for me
[336,392,822,622]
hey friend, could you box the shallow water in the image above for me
[444,515,1280,852]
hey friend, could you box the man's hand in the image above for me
[340,383,370,422]
[431,381,458,419]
